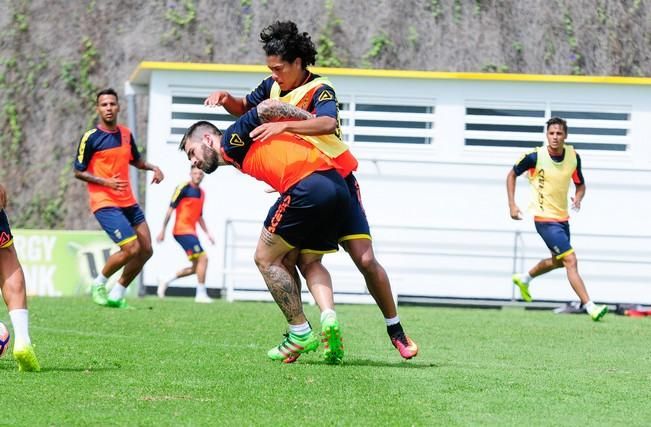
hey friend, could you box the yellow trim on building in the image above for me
[130,61,651,86]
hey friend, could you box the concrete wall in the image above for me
[137,65,651,305]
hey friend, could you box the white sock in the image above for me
[320,309,336,323]
[9,309,31,347]
[385,315,401,326]
[196,284,207,296]
[289,322,311,336]
[93,273,108,286]
[108,284,127,301]
[166,275,177,285]
[584,301,595,313]
[519,273,533,284]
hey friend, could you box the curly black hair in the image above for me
[259,21,316,68]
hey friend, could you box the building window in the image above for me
[464,104,546,149]
[169,95,237,142]
[464,102,631,152]
[340,99,435,145]
[549,108,630,151]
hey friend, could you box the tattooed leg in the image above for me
[254,227,306,324]
[282,248,302,295]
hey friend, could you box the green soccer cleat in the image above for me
[14,344,41,372]
[267,332,319,363]
[321,316,344,365]
[106,297,128,309]
[512,274,532,302]
[588,304,608,321]
[91,284,109,306]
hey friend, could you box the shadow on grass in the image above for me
[299,358,440,368]
[0,361,121,373]
[38,366,122,373]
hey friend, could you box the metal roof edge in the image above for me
[129,61,651,86]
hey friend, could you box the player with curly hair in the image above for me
[205,21,418,361]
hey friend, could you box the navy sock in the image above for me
[387,322,404,337]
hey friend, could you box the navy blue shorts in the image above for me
[264,169,351,254]
[94,205,146,246]
[339,174,371,244]
[173,234,205,260]
[535,221,573,259]
[0,210,14,248]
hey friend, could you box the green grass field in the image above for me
[2,297,650,426]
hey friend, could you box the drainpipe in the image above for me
[124,81,146,297]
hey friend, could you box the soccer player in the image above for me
[205,20,418,360]
[181,99,354,363]
[0,184,40,372]
[74,88,164,308]
[156,166,215,303]
[506,116,608,321]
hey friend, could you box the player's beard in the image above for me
[200,145,219,174]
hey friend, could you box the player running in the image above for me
[507,116,608,321]
[156,166,215,303]
[74,88,164,308]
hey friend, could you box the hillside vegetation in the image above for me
[1,0,649,229]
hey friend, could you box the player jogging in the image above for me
[156,166,215,303]
[74,88,164,308]
[506,116,607,321]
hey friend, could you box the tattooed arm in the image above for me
[256,99,313,122]
[251,99,337,140]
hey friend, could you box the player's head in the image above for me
[190,165,205,185]
[546,116,568,134]
[546,116,568,150]
[180,121,222,174]
[260,21,316,91]
[96,88,120,127]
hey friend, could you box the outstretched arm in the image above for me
[252,99,336,140]
[204,91,249,116]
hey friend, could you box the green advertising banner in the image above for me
[12,229,134,297]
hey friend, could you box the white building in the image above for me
[129,62,651,306]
